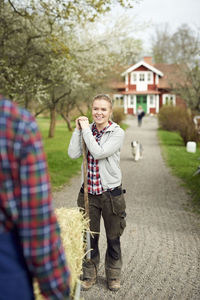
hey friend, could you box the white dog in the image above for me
[131,140,143,161]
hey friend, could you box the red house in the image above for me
[112,56,186,114]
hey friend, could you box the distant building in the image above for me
[112,56,186,114]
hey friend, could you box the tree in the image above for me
[151,24,200,112]
[151,24,200,65]
[0,0,142,137]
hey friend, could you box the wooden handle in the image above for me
[82,135,89,220]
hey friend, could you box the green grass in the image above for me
[120,123,129,131]
[37,118,82,190]
[158,129,200,212]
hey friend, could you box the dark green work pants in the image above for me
[77,186,126,280]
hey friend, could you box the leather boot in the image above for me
[81,260,97,291]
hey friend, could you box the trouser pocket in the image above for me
[109,190,126,236]
[109,188,126,216]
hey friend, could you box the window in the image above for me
[130,95,134,106]
[131,72,137,83]
[150,95,154,105]
[114,95,124,106]
[139,73,145,81]
[163,94,176,106]
[147,72,153,82]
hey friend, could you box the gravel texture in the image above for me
[53,116,200,300]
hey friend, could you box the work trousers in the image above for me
[77,186,126,280]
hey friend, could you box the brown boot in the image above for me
[107,279,120,291]
[81,276,96,291]
[81,260,97,291]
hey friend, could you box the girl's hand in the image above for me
[76,116,89,130]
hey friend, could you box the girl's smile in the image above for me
[92,99,112,131]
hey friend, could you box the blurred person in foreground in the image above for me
[0,96,71,299]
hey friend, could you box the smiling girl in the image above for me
[68,94,126,292]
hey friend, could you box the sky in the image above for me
[112,0,200,51]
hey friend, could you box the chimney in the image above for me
[143,56,153,65]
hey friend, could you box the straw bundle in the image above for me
[34,207,89,299]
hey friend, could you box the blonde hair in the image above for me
[92,94,113,108]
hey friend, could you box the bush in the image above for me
[112,107,126,124]
[158,106,200,145]
[158,106,186,131]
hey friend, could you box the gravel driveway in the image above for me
[53,116,200,300]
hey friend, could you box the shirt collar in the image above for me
[92,120,112,134]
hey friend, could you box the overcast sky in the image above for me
[133,0,200,28]
[112,0,200,52]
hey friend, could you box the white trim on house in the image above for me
[122,60,163,77]
[155,74,159,84]
[124,95,128,114]
[156,94,159,113]
[125,74,128,85]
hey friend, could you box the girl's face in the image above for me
[92,99,112,130]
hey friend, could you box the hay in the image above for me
[34,207,89,300]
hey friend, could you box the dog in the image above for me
[131,140,143,161]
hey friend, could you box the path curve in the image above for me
[53,116,200,300]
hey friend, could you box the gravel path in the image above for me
[53,116,200,300]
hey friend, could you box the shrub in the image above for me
[158,106,186,131]
[112,107,126,124]
[158,105,200,145]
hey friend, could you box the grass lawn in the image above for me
[158,129,200,212]
[37,118,82,190]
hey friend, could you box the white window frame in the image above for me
[130,72,137,84]
[147,72,153,84]
[149,95,155,106]
[139,73,145,82]
[114,94,124,107]
[163,94,176,106]
[129,95,135,106]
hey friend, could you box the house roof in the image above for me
[110,81,126,89]
[122,60,164,77]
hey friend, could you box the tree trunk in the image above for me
[60,112,73,131]
[76,104,84,115]
[48,107,56,138]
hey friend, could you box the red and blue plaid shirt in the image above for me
[0,99,70,299]
[87,121,112,195]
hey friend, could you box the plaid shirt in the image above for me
[87,121,112,195]
[0,99,70,299]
